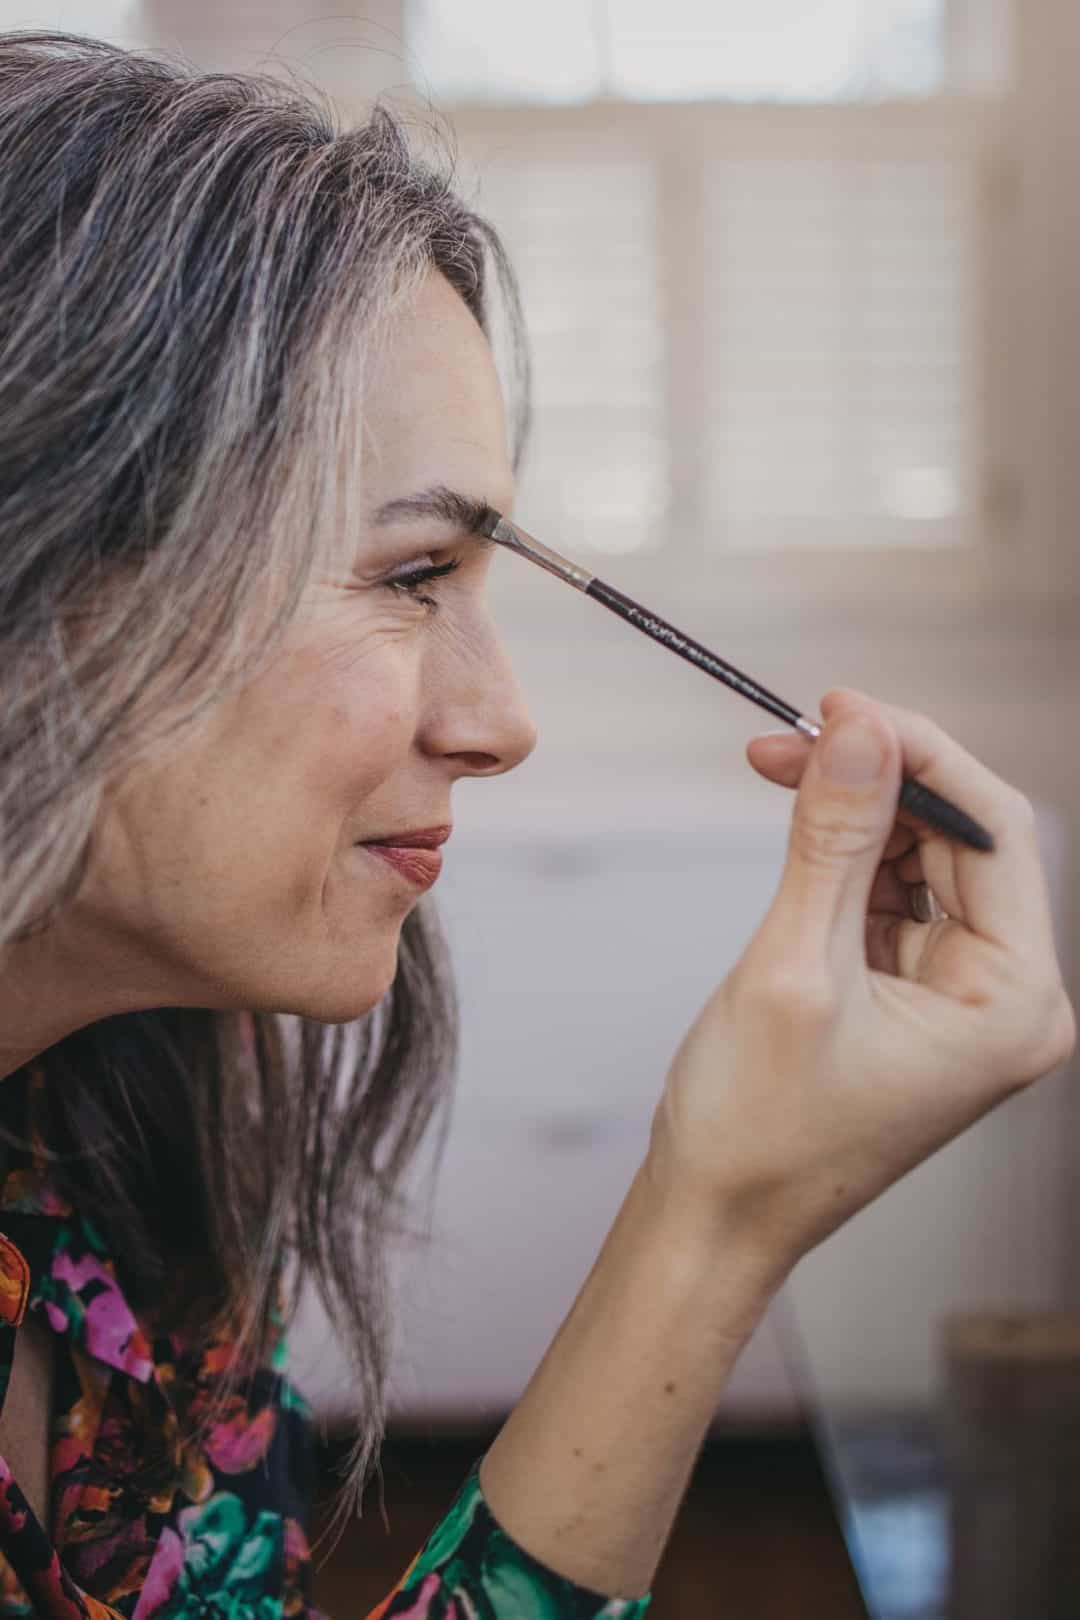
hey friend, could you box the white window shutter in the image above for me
[702,143,981,549]
[475,153,669,555]
[457,103,996,575]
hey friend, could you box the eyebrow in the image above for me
[370,484,498,545]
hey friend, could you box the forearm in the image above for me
[477,1158,785,1600]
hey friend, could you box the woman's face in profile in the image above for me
[71,269,538,1026]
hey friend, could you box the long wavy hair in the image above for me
[0,30,530,1541]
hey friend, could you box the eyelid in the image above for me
[383,556,463,611]
[383,552,439,583]
[378,531,496,570]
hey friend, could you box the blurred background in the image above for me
[5,3,1078,1615]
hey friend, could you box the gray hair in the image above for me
[0,28,530,1558]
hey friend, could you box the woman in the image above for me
[0,28,1073,1620]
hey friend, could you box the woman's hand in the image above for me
[647,687,1077,1282]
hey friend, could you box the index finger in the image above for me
[822,688,1057,964]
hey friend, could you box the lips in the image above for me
[357,825,450,890]
[361,843,443,888]
[362,825,452,850]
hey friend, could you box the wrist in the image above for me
[634,1147,789,1333]
[478,1148,783,1597]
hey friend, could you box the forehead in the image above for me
[360,270,515,519]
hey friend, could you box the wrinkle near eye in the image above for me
[423,594,496,658]
[322,630,404,674]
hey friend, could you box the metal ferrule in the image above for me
[479,511,596,592]
[796,716,823,741]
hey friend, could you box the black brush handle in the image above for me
[585,577,995,855]
[898,779,994,853]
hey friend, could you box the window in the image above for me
[475,148,667,556]
[0,0,140,31]
[404,6,1016,622]
[410,0,953,104]
[700,142,979,550]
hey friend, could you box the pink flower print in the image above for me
[132,1527,184,1620]
[283,1518,308,1564]
[49,1251,153,1380]
[202,1399,277,1473]
[0,1459,29,1534]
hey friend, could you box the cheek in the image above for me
[123,657,413,881]
[75,643,422,978]
[295,664,413,811]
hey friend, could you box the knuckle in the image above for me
[1014,980,1077,1075]
[791,807,878,869]
[1008,788,1037,831]
[1038,985,1077,1069]
[746,966,838,1023]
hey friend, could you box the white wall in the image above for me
[1013,0,1080,1297]
[288,793,1071,1424]
[135,0,410,94]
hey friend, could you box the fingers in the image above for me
[749,691,1058,970]
[897,848,924,884]
[748,733,924,923]
[745,731,811,789]
[747,732,917,863]
[823,690,1055,963]
[865,910,948,978]
[869,863,914,917]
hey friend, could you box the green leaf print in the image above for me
[400,1466,652,1619]
[159,1492,285,1619]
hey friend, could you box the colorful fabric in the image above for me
[0,1064,651,1618]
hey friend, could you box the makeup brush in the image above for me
[477,508,995,855]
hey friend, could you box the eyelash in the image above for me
[385,557,462,611]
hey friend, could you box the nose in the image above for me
[423,620,538,779]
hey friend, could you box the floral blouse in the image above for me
[0,1065,651,1619]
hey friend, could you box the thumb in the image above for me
[768,704,899,965]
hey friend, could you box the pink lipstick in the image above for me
[358,825,451,890]
[362,844,442,888]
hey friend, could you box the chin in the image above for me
[284,945,401,1025]
[298,978,396,1026]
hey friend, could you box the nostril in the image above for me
[457,752,502,772]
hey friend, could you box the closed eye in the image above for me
[384,556,462,611]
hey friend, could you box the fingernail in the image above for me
[820,718,886,786]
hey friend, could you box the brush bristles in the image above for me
[477,505,505,540]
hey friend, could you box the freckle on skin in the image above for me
[572,1447,583,1458]
[664,1381,676,1395]
[592,1461,606,1473]
[834,1184,846,1199]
